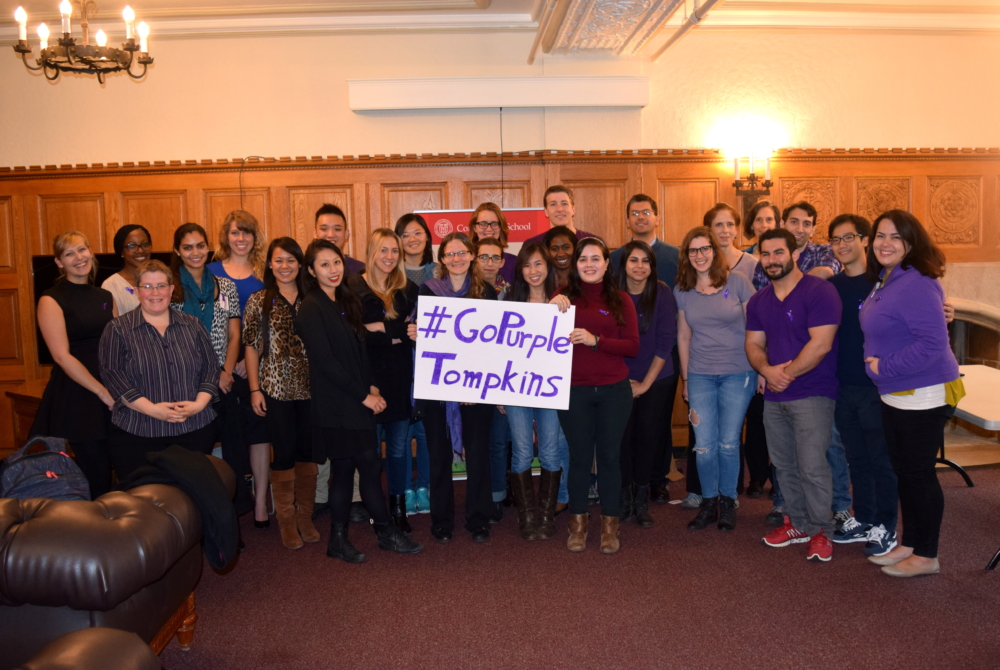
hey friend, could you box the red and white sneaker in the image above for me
[762,519,810,547]
[806,533,833,562]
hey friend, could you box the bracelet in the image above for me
[682,378,687,382]
[250,389,261,394]
[590,335,600,351]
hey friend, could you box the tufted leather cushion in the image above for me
[0,484,200,611]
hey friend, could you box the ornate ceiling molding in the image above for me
[534,0,684,59]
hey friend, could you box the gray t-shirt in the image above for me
[674,272,755,375]
[730,252,758,286]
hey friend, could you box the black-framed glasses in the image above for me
[478,254,502,263]
[124,242,152,252]
[829,233,863,245]
[687,245,712,257]
[475,221,500,230]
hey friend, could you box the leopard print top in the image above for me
[243,290,310,401]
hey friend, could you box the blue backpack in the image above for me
[0,436,91,501]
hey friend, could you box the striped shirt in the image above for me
[99,307,220,437]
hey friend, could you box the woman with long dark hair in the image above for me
[297,239,422,562]
[395,213,439,287]
[102,224,151,315]
[408,232,498,544]
[615,240,677,528]
[859,210,961,578]
[32,231,115,497]
[502,241,570,540]
[550,238,639,553]
[244,237,320,550]
[675,227,757,532]
[355,228,420,534]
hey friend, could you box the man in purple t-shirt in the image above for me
[745,228,842,563]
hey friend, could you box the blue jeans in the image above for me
[383,419,411,496]
[687,372,756,499]
[505,405,570,504]
[489,407,510,502]
[771,422,852,513]
[405,421,430,491]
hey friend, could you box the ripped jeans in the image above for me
[687,371,757,499]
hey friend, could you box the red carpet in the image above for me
[161,467,1000,669]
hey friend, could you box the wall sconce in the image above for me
[732,152,773,211]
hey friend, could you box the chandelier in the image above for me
[12,2,152,83]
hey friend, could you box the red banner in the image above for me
[415,208,549,249]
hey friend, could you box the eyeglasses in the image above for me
[475,221,500,230]
[443,251,470,259]
[124,242,152,252]
[687,246,713,257]
[478,254,502,263]
[829,233,863,245]
[138,283,171,292]
[628,210,654,218]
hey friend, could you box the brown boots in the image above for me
[272,463,321,550]
[509,468,563,541]
[566,514,621,553]
[271,468,301,549]
[294,462,321,543]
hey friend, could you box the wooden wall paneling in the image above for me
[0,292,22,367]
[557,163,632,246]
[203,188,269,246]
[381,182,448,230]
[855,177,911,224]
[779,178,839,241]
[529,165,547,208]
[926,176,982,247]
[465,180,531,210]
[37,194,105,254]
[0,197,15,274]
[269,186,291,241]
[120,191,187,254]
[103,192,121,255]
[657,180,719,248]
[352,184,368,253]
[288,186,355,257]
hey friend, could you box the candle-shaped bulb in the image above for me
[137,21,149,53]
[123,5,135,39]
[765,158,771,182]
[95,29,107,46]
[15,7,27,41]
[38,22,50,49]
[749,151,755,177]
[59,0,72,34]
[733,157,740,182]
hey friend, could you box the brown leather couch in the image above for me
[0,455,235,670]
[14,628,160,670]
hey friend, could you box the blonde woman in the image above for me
[32,231,116,497]
[354,228,421,533]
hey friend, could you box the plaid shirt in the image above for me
[752,241,842,290]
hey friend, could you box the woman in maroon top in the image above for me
[551,238,640,554]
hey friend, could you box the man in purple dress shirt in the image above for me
[524,185,601,246]
[314,203,366,275]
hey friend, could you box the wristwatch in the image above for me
[591,335,600,351]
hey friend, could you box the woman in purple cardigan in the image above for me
[859,210,962,578]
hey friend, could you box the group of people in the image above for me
[30,183,961,576]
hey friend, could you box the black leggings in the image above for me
[71,439,112,499]
[329,448,390,526]
[620,376,673,488]
[107,420,217,481]
[263,395,312,470]
[742,392,772,485]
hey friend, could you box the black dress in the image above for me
[30,280,114,442]
[353,277,418,425]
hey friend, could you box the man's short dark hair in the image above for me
[782,201,817,226]
[315,203,347,226]
[828,214,871,240]
[543,185,574,206]
[626,194,658,217]
[758,228,798,254]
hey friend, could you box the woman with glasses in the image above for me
[675,227,756,532]
[550,238,640,554]
[297,240,422,563]
[615,241,677,529]
[33,231,116,497]
[102,224,152,315]
[409,232,498,544]
[99,260,220,480]
[468,202,517,285]
[395,213,439,287]
[354,228,421,535]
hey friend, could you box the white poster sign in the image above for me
[413,296,576,410]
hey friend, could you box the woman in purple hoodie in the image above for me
[859,210,962,578]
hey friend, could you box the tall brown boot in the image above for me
[567,513,588,552]
[271,469,302,549]
[536,468,562,540]
[600,515,620,554]
[510,470,539,541]
[294,462,321,543]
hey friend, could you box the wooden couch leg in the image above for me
[176,593,197,651]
